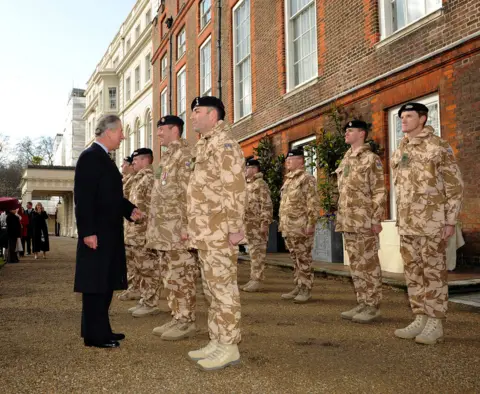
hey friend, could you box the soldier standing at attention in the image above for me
[123,148,159,318]
[335,120,386,323]
[146,115,197,341]
[279,148,320,303]
[118,154,139,301]
[242,158,273,293]
[186,96,246,371]
[392,103,463,345]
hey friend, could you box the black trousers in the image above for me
[81,291,114,342]
[25,235,32,254]
[7,237,19,263]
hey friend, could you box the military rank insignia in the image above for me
[401,153,409,167]
[375,159,383,169]
[344,165,350,177]
[155,166,163,179]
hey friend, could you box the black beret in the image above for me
[157,115,184,128]
[246,159,260,168]
[191,96,226,120]
[344,120,368,131]
[123,155,133,164]
[398,103,429,117]
[287,147,304,158]
[131,148,153,158]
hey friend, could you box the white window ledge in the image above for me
[377,9,443,49]
[284,76,319,100]
[233,113,253,127]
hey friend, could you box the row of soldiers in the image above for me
[113,97,463,371]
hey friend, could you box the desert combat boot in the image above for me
[352,306,381,323]
[196,344,240,371]
[340,304,366,320]
[394,314,428,339]
[281,286,300,300]
[293,286,311,303]
[415,318,444,345]
[161,322,197,341]
[188,340,219,361]
[152,319,178,337]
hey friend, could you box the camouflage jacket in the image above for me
[145,139,193,251]
[187,121,246,254]
[124,166,154,246]
[122,173,135,197]
[391,126,464,236]
[245,172,273,244]
[279,169,320,237]
[335,144,386,233]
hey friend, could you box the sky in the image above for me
[0,0,136,148]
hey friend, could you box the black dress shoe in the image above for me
[84,339,120,348]
[111,333,125,341]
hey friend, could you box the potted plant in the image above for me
[253,136,286,253]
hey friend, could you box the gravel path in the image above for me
[1,237,479,393]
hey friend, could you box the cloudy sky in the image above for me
[0,0,135,149]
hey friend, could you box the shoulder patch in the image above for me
[446,146,454,155]
[224,143,233,150]
[375,159,383,169]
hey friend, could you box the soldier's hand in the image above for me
[371,224,383,234]
[181,232,189,241]
[84,235,98,250]
[260,225,268,234]
[442,225,455,240]
[229,231,245,246]
[304,226,315,236]
[131,208,144,221]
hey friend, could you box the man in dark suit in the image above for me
[74,114,143,349]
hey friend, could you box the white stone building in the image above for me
[83,0,155,167]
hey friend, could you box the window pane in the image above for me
[407,0,425,23]
[426,0,441,13]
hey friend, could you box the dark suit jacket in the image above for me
[73,143,135,293]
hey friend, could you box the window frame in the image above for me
[200,36,212,96]
[161,55,168,80]
[135,24,141,40]
[285,0,319,92]
[135,66,141,92]
[388,93,441,219]
[160,87,168,117]
[200,0,212,31]
[125,76,131,101]
[290,135,317,178]
[145,53,151,82]
[379,0,442,39]
[145,8,152,26]
[108,87,117,110]
[177,27,186,60]
[176,66,187,138]
[232,0,252,122]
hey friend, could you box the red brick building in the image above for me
[151,0,480,258]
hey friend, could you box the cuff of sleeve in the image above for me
[371,219,381,225]
[228,221,243,234]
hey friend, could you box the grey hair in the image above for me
[95,115,121,136]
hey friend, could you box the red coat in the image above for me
[20,213,29,237]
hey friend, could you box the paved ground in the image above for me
[1,237,480,394]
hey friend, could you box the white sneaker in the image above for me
[132,305,161,317]
[188,340,218,361]
[161,322,197,341]
[394,315,428,339]
[415,318,444,345]
[152,319,178,337]
[128,304,142,313]
[197,343,240,371]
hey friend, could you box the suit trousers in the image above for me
[81,291,114,342]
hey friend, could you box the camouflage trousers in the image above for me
[160,249,198,323]
[248,240,268,281]
[198,249,241,345]
[284,236,314,289]
[127,246,163,308]
[125,245,140,293]
[344,232,382,307]
[400,234,448,319]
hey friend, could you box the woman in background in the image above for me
[18,207,29,257]
[32,202,50,259]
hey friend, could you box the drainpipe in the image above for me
[166,16,174,113]
[216,1,222,100]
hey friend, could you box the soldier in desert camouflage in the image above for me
[242,158,273,293]
[335,120,386,323]
[118,154,140,301]
[186,96,245,371]
[145,115,198,341]
[123,148,159,318]
[391,102,463,345]
[279,147,320,304]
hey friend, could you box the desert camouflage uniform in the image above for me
[391,126,463,318]
[245,172,273,281]
[122,173,135,199]
[279,169,320,289]
[124,165,158,307]
[122,173,139,293]
[146,139,197,323]
[336,144,387,307]
[187,120,245,345]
